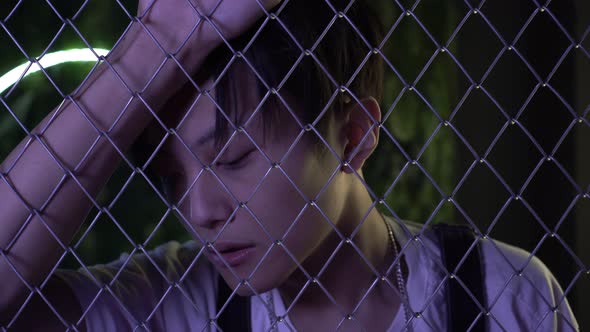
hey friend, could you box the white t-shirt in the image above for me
[56,217,579,331]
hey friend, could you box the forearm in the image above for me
[0,21,217,318]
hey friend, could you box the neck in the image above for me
[277,182,400,315]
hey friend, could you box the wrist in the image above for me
[109,20,220,103]
[108,22,168,93]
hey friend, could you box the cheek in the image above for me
[219,167,266,203]
[248,153,333,249]
[248,166,307,238]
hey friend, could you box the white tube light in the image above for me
[0,48,110,95]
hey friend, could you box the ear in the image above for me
[341,97,382,173]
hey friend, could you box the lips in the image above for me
[207,242,255,268]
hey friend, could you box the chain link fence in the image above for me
[0,0,587,331]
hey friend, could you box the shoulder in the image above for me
[479,238,578,331]
[55,240,219,331]
[67,240,216,289]
[388,218,578,331]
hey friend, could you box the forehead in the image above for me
[142,66,267,152]
[175,66,258,126]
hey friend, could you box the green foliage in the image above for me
[365,0,459,224]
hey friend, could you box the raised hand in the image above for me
[136,0,281,54]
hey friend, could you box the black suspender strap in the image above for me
[216,276,252,332]
[433,224,487,332]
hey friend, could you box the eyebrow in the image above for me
[193,109,249,149]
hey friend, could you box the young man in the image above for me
[0,0,579,331]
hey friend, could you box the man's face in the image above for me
[150,75,348,295]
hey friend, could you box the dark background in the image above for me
[1,0,587,329]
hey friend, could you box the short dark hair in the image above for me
[204,0,385,154]
[134,0,385,199]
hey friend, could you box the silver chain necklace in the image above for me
[382,216,413,327]
[264,291,279,332]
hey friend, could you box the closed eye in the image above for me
[217,149,256,169]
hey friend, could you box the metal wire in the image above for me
[0,0,586,331]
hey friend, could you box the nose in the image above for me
[186,166,233,231]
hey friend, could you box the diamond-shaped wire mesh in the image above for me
[0,0,587,331]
